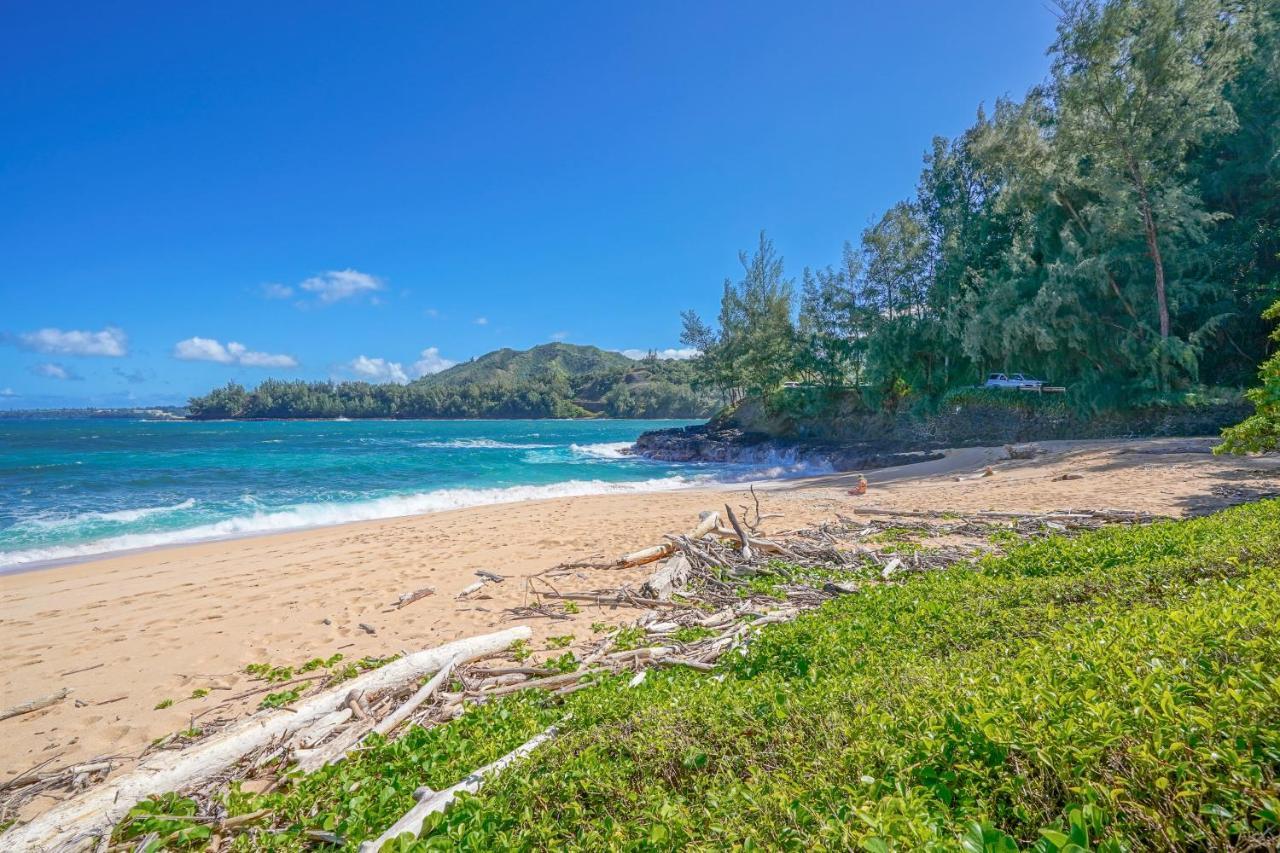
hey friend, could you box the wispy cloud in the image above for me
[348,355,408,384]
[173,337,298,368]
[18,326,127,357]
[473,316,489,326]
[0,388,15,397]
[261,282,294,299]
[424,307,440,318]
[411,347,456,376]
[298,269,384,304]
[32,362,82,380]
[617,347,700,361]
[549,331,569,342]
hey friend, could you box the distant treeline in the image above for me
[682,0,1280,412]
[187,355,717,420]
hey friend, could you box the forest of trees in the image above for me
[683,0,1279,412]
[187,350,717,420]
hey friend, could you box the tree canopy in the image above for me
[187,346,717,420]
[683,0,1280,408]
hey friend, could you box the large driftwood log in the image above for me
[639,554,691,601]
[0,627,531,853]
[614,512,720,568]
[373,657,458,737]
[0,687,71,721]
[358,724,560,853]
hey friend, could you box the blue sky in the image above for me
[0,1,1058,408]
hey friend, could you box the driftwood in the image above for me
[0,687,71,722]
[0,627,531,853]
[614,512,720,568]
[373,657,458,737]
[711,528,795,556]
[723,504,753,559]
[7,502,1165,849]
[640,554,691,601]
[358,724,560,853]
[389,587,435,610]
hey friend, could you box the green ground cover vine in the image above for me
[119,500,1280,850]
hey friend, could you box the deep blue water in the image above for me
[0,418,715,570]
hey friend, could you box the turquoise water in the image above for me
[0,418,718,570]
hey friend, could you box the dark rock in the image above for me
[626,423,941,472]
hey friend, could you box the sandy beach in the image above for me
[3,436,1278,800]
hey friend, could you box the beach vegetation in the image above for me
[1218,299,1280,453]
[545,635,574,649]
[545,652,580,674]
[670,625,715,644]
[131,497,1280,850]
[115,794,212,849]
[611,625,648,652]
[259,689,302,710]
[508,639,532,662]
[105,499,1280,849]
[153,698,173,710]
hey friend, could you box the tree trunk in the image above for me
[1128,161,1170,340]
[1140,200,1170,340]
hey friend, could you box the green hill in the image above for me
[186,343,719,419]
[414,343,635,388]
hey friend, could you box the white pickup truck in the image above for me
[983,373,1044,389]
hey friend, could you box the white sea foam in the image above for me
[569,441,633,459]
[0,477,697,571]
[17,499,198,531]
[414,439,558,449]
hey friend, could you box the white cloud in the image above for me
[32,362,81,380]
[19,326,127,357]
[549,331,569,342]
[424,308,440,318]
[173,337,298,368]
[0,388,15,397]
[411,347,456,377]
[299,269,384,304]
[174,337,234,363]
[261,282,294,299]
[227,342,298,368]
[473,316,488,325]
[617,347,700,361]
[348,355,409,384]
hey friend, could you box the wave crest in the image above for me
[16,499,198,531]
[414,439,557,449]
[0,478,695,571]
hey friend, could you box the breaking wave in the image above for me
[0,478,697,571]
[15,499,198,531]
[414,439,558,449]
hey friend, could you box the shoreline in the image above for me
[0,469,720,576]
[3,436,1278,796]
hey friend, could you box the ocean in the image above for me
[0,418,750,571]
